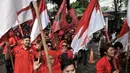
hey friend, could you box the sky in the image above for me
[99,0,113,7]
[70,0,77,4]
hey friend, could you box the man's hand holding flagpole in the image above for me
[32,1,52,73]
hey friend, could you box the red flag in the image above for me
[66,8,79,30]
[118,20,129,37]
[52,0,68,33]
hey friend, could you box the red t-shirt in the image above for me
[3,37,16,54]
[39,50,61,73]
[12,45,37,73]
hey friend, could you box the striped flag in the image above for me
[116,20,129,51]
[0,0,33,38]
[71,0,105,53]
[51,0,68,33]
[30,0,49,42]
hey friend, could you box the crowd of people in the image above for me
[96,30,128,73]
[0,26,129,73]
[0,27,77,73]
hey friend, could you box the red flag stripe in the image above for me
[119,20,129,38]
[17,6,30,15]
[74,0,97,38]
[38,0,46,14]
[104,26,110,43]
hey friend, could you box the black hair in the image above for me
[22,35,30,39]
[46,41,52,44]
[60,59,75,71]
[114,42,123,50]
[100,43,114,58]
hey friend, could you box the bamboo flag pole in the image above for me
[16,18,24,36]
[8,46,14,69]
[5,41,14,70]
[104,24,110,43]
[104,17,110,43]
[6,29,15,70]
[18,24,24,36]
[33,1,52,73]
[100,8,110,43]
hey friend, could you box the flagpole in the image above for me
[8,46,14,70]
[18,24,24,36]
[33,1,52,73]
[99,7,110,43]
[16,18,24,36]
[104,25,110,43]
[5,41,14,70]
[103,14,110,43]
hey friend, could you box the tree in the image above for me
[71,0,89,18]
[124,0,128,7]
[50,0,70,9]
[101,6,110,12]
[113,0,125,31]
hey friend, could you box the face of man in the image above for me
[63,64,76,73]
[62,42,67,52]
[22,38,30,48]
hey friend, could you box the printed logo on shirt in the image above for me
[29,49,33,54]
[16,50,20,54]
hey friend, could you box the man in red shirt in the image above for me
[1,30,16,73]
[6,35,41,73]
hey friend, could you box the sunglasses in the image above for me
[62,45,67,47]
[47,45,52,47]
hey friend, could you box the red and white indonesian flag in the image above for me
[30,0,49,42]
[71,0,105,53]
[116,20,129,51]
[127,0,130,27]
[0,0,33,38]
[15,0,33,24]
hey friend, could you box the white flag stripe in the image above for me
[71,8,104,53]
[40,10,49,29]
[71,27,83,53]
[88,9,105,35]
[116,32,128,51]
[18,9,33,24]
[31,9,49,42]
[127,0,130,27]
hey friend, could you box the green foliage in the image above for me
[124,0,128,7]
[71,0,89,17]
[101,6,109,12]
